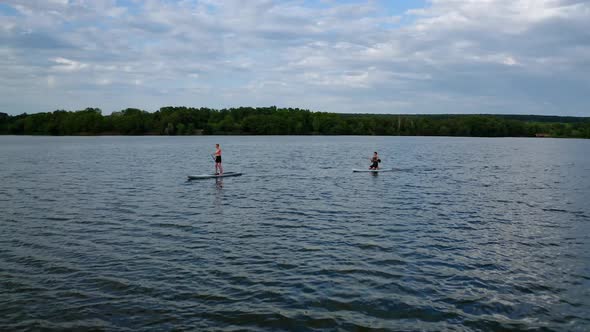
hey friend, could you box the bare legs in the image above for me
[215,162,223,175]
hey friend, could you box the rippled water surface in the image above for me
[1,136,589,331]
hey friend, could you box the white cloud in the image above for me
[51,57,88,72]
[502,56,518,66]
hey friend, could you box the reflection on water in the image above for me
[0,136,589,331]
[214,178,223,212]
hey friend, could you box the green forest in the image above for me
[1,106,589,138]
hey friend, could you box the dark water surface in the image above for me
[1,136,589,331]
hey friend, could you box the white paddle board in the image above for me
[187,172,242,180]
[352,169,393,173]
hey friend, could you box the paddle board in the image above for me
[352,169,393,173]
[187,172,242,180]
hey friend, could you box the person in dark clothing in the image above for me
[369,151,381,170]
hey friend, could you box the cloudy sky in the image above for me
[1,0,589,116]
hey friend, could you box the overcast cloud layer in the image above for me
[1,0,589,115]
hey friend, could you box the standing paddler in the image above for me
[213,143,223,175]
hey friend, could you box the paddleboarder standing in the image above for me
[214,144,223,175]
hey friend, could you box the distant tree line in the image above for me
[1,106,589,138]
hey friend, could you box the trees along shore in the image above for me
[1,106,589,138]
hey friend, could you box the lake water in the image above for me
[1,136,589,331]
